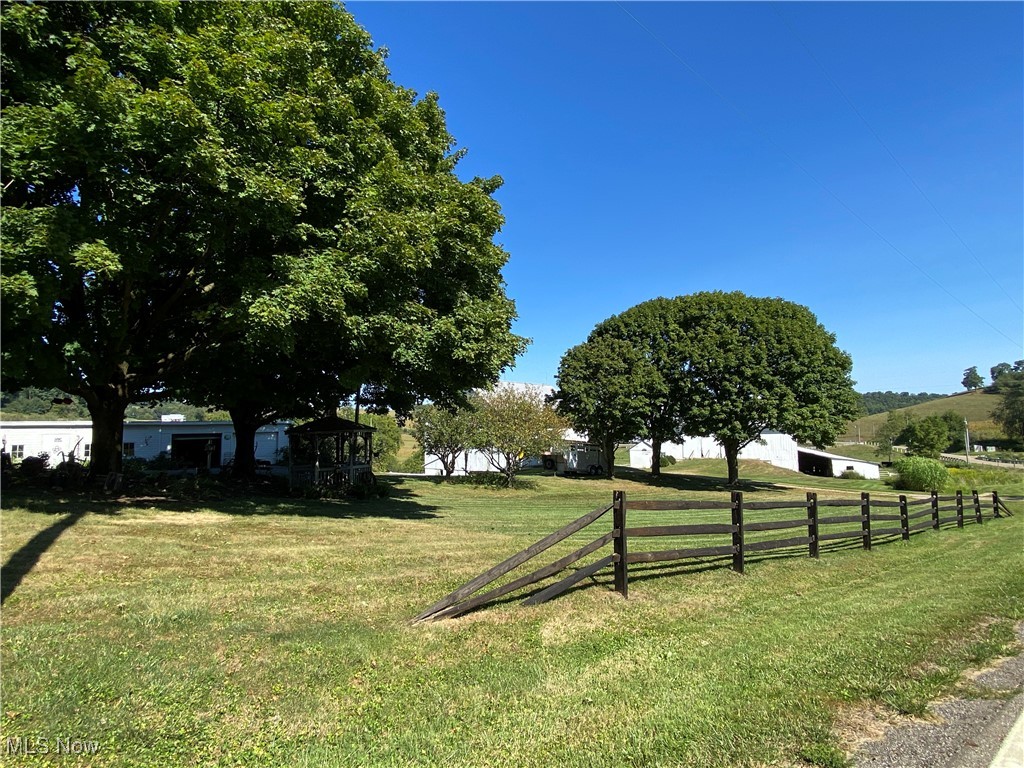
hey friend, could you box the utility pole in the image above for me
[963,418,971,465]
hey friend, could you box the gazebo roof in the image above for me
[285,417,377,436]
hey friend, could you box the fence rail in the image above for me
[413,489,1017,623]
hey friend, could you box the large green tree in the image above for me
[992,371,1024,443]
[585,298,688,476]
[2,1,523,475]
[962,367,984,391]
[552,335,652,479]
[671,292,858,485]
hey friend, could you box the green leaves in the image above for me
[2,0,524,471]
[559,291,858,483]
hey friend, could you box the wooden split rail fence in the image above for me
[414,491,1018,623]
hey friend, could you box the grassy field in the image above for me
[841,390,1002,443]
[2,467,1022,768]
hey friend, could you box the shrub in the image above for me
[659,454,677,468]
[892,456,949,492]
[839,470,864,480]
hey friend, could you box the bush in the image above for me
[839,470,864,480]
[659,454,677,468]
[892,457,949,492]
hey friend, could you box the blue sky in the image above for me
[347,1,1023,395]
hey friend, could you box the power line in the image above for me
[770,2,1022,314]
[614,2,1022,348]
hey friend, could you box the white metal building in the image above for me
[0,419,289,469]
[796,447,881,480]
[629,431,800,472]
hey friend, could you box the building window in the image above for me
[10,445,24,460]
[83,444,92,459]
[123,442,135,457]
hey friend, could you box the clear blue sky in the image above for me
[347,1,1023,395]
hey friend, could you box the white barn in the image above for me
[796,447,881,480]
[0,419,289,469]
[629,431,800,472]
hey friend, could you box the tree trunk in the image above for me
[724,438,741,485]
[442,451,456,480]
[228,406,265,479]
[82,386,131,478]
[651,439,662,476]
[602,435,616,479]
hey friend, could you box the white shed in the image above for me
[797,447,881,480]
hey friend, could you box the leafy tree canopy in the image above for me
[1,1,523,475]
[669,292,858,484]
[585,298,688,476]
[992,371,1024,443]
[962,367,984,391]
[411,402,475,480]
[552,335,654,479]
[469,384,567,487]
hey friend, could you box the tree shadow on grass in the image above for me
[611,466,790,494]
[1,478,441,522]
[1,509,86,605]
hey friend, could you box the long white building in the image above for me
[629,431,801,472]
[0,418,289,469]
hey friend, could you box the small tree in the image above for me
[873,411,910,462]
[898,411,963,458]
[469,385,568,487]
[411,403,475,480]
[962,367,984,391]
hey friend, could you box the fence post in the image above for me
[612,490,628,599]
[931,490,940,530]
[861,492,872,551]
[972,490,983,524]
[731,491,745,574]
[993,491,1002,519]
[955,490,964,529]
[807,492,819,559]
[900,495,910,541]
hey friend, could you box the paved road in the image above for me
[940,453,1024,470]
[853,623,1024,768]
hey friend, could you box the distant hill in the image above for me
[857,391,946,415]
[842,390,1001,443]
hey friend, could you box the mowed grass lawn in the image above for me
[2,464,1022,768]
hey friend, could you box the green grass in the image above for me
[843,390,1003,443]
[2,471,1022,768]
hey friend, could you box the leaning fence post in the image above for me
[993,491,1002,519]
[731,491,745,574]
[955,490,964,528]
[900,494,910,541]
[972,490,983,524]
[931,490,940,530]
[612,490,628,599]
[861,492,872,551]
[807,492,819,559]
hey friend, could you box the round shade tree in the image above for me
[552,335,652,479]
[671,292,859,485]
[1,1,523,475]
